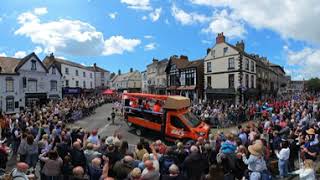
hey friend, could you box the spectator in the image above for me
[275,140,290,178]
[39,150,63,179]
[182,145,208,180]
[291,159,316,180]
[162,164,186,180]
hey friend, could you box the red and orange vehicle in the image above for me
[123,93,210,142]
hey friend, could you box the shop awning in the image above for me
[102,89,115,95]
[167,86,177,90]
[177,85,196,90]
[205,88,236,95]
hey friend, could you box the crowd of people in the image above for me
[0,93,319,180]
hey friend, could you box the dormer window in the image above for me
[31,60,37,70]
[52,67,56,74]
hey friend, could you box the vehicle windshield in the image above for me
[182,111,201,128]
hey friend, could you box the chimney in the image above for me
[216,32,225,44]
[49,53,54,59]
[93,63,97,68]
[152,58,159,63]
[130,68,133,73]
[236,40,245,51]
[180,55,188,60]
[118,69,121,75]
[207,48,211,55]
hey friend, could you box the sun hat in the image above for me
[306,128,315,135]
[248,142,263,156]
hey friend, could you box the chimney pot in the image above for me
[180,55,188,60]
[207,48,211,55]
[216,32,225,44]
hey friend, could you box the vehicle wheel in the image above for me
[135,128,143,136]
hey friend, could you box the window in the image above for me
[228,74,235,88]
[223,47,228,56]
[6,96,14,112]
[65,80,69,87]
[83,72,86,77]
[52,67,56,74]
[207,76,212,88]
[31,60,36,70]
[251,75,254,88]
[6,78,14,92]
[211,50,215,58]
[245,59,249,70]
[90,81,93,88]
[65,67,69,75]
[170,116,185,129]
[83,81,86,88]
[134,82,136,87]
[185,69,195,86]
[75,70,79,76]
[245,74,249,88]
[207,62,212,73]
[28,80,37,92]
[228,58,235,69]
[76,81,79,87]
[50,81,57,91]
[90,73,93,78]
[23,77,27,88]
[251,61,255,72]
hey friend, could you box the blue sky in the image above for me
[0,0,320,80]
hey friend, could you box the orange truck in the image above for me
[123,93,210,142]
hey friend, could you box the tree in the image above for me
[306,78,320,92]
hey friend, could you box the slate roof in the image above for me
[0,56,21,74]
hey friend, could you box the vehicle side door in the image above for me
[166,113,189,139]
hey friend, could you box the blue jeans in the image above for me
[278,159,288,177]
[26,154,38,168]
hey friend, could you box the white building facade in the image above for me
[43,54,95,96]
[0,53,62,114]
[204,33,256,104]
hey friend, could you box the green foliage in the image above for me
[306,78,320,92]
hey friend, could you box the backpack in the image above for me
[160,156,175,174]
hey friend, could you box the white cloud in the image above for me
[201,40,212,44]
[14,51,27,58]
[142,16,148,20]
[120,0,152,11]
[108,12,117,19]
[56,56,66,59]
[103,36,141,55]
[144,35,153,39]
[190,0,320,44]
[286,47,320,78]
[202,10,246,38]
[33,7,48,15]
[0,52,7,57]
[0,17,2,22]
[33,46,43,54]
[144,43,156,51]
[171,4,210,25]
[149,8,162,22]
[15,8,141,56]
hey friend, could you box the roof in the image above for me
[0,56,21,74]
[87,65,110,73]
[112,71,141,82]
[43,55,93,71]
[0,52,48,74]
[14,52,48,73]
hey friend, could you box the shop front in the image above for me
[62,87,82,97]
[25,93,48,108]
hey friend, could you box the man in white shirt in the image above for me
[275,140,290,178]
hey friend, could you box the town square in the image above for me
[0,1,319,180]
